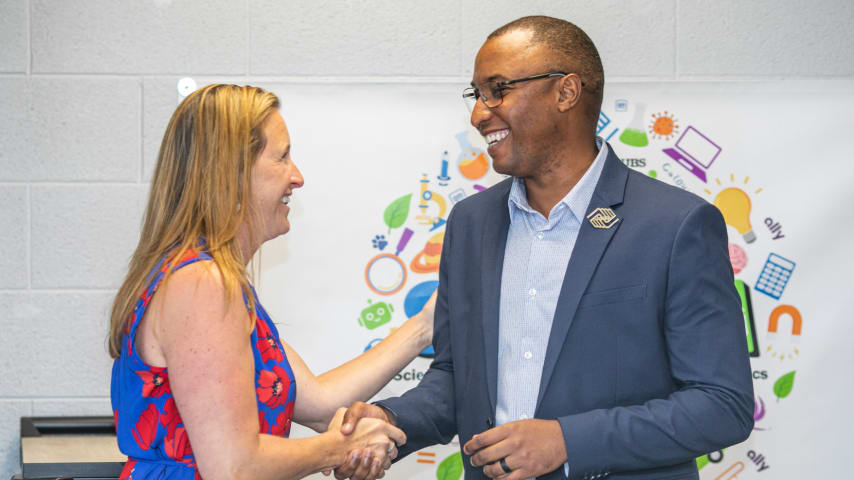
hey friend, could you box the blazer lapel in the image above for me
[536,147,629,410]
[481,179,512,412]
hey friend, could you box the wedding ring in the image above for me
[499,458,512,474]
[388,444,395,454]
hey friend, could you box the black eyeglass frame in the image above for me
[463,72,580,109]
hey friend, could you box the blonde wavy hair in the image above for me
[108,84,280,359]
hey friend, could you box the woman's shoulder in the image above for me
[165,258,224,294]
[155,259,252,353]
[155,260,245,324]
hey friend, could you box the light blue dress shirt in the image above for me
[496,138,608,478]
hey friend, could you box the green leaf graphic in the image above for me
[774,370,796,401]
[436,451,463,480]
[383,194,412,233]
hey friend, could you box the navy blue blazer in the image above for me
[379,146,754,480]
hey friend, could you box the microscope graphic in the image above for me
[417,174,447,231]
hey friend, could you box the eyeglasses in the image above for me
[462,72,575,112]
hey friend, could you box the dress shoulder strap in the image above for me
[123,246,213,359]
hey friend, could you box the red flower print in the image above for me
[160,397,182,438]
[141,278,160,308]
[269,401,295,437]
[131,404,159,450]
[270,410,286,436]
[141,291,153,308]
[282,401,294,436]
[256,365,290,409]
[259,410,270,434]
[119,459,137,480]
[136,368,171,398]
[164,425,194,461]
[255,319,283,364]
[177,248,199,264]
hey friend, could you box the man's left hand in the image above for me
[463,419,567,479]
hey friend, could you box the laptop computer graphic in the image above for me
[662,126,722,183]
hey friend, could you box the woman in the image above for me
[109,84,434,480]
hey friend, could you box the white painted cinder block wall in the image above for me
[1,0,852,476]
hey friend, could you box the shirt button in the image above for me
[529,288,537,296]
[536,232,544,240]
[520,414,529,419]
[524,351,533,360]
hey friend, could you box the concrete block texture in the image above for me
[0,186,28,288]
[31,0,247,74]
[0,0,28,72]
[0,400,31,480]
[32,398,112,416]
[0,77,140,182]
[460,0,677,78]
[0,78,30,181]
[0,292,114,397]
[31,185,147,288]
[678,0,854,75]
[250,0,462,75]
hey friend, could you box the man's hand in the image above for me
[326,402,397,480]
[340,401,395,434]
[463,419,567,480]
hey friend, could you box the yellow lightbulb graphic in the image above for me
[713,187,756,243]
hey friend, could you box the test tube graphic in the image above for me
[395,228,414,256]
[437,150,451,186]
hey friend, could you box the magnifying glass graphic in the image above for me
[365,254,406,295]
[364,228,413,296]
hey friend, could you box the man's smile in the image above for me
[485,129,510,146]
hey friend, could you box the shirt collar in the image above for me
[508,137,609,223]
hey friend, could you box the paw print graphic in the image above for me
[372,234,388,251]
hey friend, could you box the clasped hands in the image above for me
[327,402,567,480]
[323,403,402,480]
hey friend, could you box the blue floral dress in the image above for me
[110,246,297,479]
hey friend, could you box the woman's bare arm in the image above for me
[287,292,436,432]
[151,262,405,480]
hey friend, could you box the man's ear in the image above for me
[557,74,583,113]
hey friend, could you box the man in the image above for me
[336,16,754,480]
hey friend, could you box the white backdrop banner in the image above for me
[242,82,853,479]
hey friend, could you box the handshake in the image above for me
[323,402,401,480]
[323,401,569,480]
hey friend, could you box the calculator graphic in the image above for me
[755,253,795,299]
